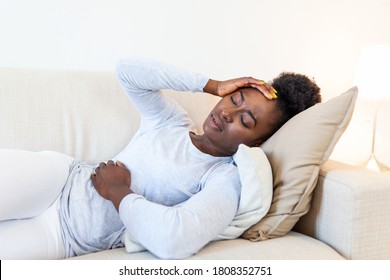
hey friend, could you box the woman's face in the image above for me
[203,88,280,155]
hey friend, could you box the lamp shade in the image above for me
[355,45,390,100]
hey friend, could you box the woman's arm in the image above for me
[118,164,240,259]
[116,57,209,123]
[116,57,277,121]
[91,160,240,259]
[117,57,208,94]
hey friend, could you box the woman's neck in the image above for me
[189,132,232,157]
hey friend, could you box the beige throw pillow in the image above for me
[241,87,358,241]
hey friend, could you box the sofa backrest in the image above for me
[0,68,219,164]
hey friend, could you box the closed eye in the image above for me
[230,96,237,105]
[242,112,256,129]
[240,115,249,128]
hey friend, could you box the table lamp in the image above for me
[355,45,390,172]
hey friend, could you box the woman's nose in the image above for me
[221,108,234,123]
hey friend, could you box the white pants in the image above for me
[0,149,74,259]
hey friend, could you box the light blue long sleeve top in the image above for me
[60,57,241,259]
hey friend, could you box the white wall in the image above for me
[1,0,390,166]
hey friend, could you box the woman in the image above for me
[0,57,321,259]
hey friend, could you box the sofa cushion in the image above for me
[241,87,358,241]
[70,232,345,260]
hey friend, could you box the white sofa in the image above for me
[1,67,389,260]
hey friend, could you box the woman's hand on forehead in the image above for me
[247,78,278,100]
[204,77,278,99]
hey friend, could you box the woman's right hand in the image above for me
[91,160,133,211]
[203,78,278,99]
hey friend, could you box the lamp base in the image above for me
[363,154,390,172]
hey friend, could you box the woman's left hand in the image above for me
[91,160,133,210]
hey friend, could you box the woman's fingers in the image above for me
[243,77,277,100]
[263,82,278,98]
[252,84,277,99]
[94,160,125,175]
[249,81,277,100]
[115,161,125,167]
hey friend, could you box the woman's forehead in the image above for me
[241,88,275,107]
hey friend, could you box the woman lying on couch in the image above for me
[0,57,321,259]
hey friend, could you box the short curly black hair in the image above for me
[270,72,321,132]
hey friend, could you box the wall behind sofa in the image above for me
[1,0,389,167]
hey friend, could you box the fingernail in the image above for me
[273,88,278,93]
[273,93,278,98]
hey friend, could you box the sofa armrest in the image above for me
[294,160,390,259]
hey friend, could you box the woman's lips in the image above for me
[210,113,222,131]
